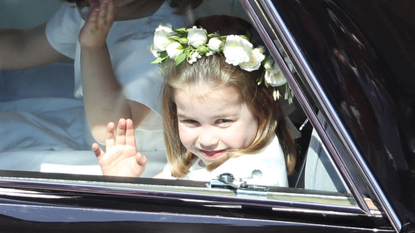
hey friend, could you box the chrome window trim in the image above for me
[0,175,368,215]
[239,0,368,214]
[239,0,400,231]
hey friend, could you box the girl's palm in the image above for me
[93,119,147,177]
[79,0,118,49]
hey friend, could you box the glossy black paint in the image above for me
[271,0,415,228]
[0,198,384,233]
[0,171,390,232]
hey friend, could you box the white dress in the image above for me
[45,1,186,152]
[161,135,288,187]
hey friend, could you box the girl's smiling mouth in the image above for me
[200,149,227,158]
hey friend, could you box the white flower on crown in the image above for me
[206,51,214,56]
[264,59,287,87]
[149,43,160,57]
[187,26,208,48]
[153,24,174,52]
[240,47,266,71]
[149,23,295,103]
[166,42,183,59]
[188,51,201,64]
[207,37,223,53]
[223,35,253,66]
[263,56,274,70]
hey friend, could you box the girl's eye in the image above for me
[216,119,232,125]
[180,119,200,126]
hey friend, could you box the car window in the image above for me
[0,0,374,215]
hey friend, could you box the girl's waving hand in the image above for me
[93,118,147,177]
[79,0,118,49]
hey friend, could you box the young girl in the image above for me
[0,0,193,152]
[94,16,297,186]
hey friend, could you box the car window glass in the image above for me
[0,0,359,210]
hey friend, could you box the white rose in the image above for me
[166,42,183,59]
[149,43,160,57]
[239,48,265,71]
[223,35,252,66]
[257,45,266,54]
[265,63,287,87]
[187,26,207,48]
[153,24,173,51]
[207,37,223,52]
[263,56,274,70]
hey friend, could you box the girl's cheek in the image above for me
[233,126,258,148]
[178,125,193,147]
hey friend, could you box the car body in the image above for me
[0,0,414,232]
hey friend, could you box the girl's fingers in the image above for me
[85,7,99,29]
[135,152,147,167]
[86,0,115,33]
[105,121,116,148]
[92,143,104,158]
[116,118,126,145]
[89,0,100,9]
[106,0,117,23]
[125,119,136,147]
[97,0,109,28]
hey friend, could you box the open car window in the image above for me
[0,0,386,223]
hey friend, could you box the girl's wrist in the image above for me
[81,42,107,51]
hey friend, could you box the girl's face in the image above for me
[175,84,259,166]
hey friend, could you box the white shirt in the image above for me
[162,135,288,187]
[45,2,186,151]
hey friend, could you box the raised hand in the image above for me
[79,0,118,49]
[92,118,147,177]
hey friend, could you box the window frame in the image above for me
[240,0,400,231]
[0,170,372,215]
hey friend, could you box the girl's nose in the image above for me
[197,131,219,149]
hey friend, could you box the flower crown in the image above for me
[150,24,294,103]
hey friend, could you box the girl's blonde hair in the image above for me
[161,54,296,178]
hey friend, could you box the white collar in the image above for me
[184,135,288,187]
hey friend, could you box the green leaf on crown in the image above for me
[175,53,187,66]
[151,57,164,64]
[175,28,188,33]
[150,52,168,64]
